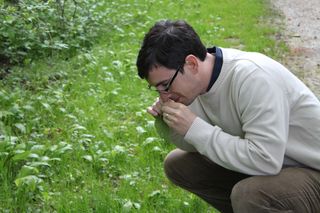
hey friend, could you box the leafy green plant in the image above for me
[0,0,112,68]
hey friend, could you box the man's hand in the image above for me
[161,100,196,135]
[147,97,163,117]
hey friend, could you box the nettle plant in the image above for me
[0,0,109,67]
[0,89,68,197]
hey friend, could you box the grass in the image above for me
[0,0,286,212]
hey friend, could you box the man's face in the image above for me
[147,65,199,105]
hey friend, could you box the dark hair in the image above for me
[136,20,207,79]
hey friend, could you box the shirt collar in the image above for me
[206,46,223,91]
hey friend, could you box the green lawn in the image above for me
[0,0,285,212]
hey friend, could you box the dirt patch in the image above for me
[270,0,320,96]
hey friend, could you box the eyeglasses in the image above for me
[148,65,182,93]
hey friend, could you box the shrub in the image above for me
[0,0,109,68]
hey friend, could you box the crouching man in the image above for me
[136,20,320,213]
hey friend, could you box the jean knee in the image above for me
[230,179,247,207]
[231,177,273,213]
[231,178,259,211]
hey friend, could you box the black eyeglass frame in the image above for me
[148,65,182,93]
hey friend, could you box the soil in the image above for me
[270,0,320,96]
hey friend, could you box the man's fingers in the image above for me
[162,99,181,108]
[158,97,164,105]
[161,102,181,115]
[146,97,166,117]
[163,112,174,125]
[163,113,170,120]
[147,107,159,116]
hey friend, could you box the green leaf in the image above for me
[12,151,31,161]
[48,157,61,162]
[113,145,125,153]
[14,123,26,134]
[152,146,162,152]
[83,155,93,162]
[123,200,133,211]
[72,124,87,131]
[103,129,114,139]
[16,143,26,150]
[28,162,51,167]
[0,111,13,119]
[58,144,73,154]
[17,165,39,178]
[49,145,58,152]
[15,175,42,191]
[28,153,39,159]
[142,137,157,146]
[31,145,46,154]
[22,105,34,111]
[53,42,69,49]
[148,190,161,198]
[41,103,51,111]
[136,126,146,134]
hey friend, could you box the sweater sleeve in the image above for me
[184,70,290,175]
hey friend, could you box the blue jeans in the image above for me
[164,149,320,213]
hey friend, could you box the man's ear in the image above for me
[185,54,199,74]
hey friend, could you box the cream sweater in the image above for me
[157,48,320,175]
